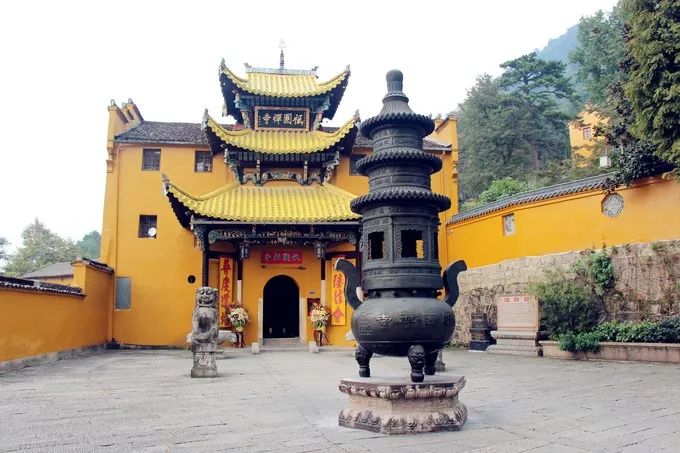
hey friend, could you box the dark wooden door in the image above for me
[263,275,299,338]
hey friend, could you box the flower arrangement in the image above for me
[228,305,249,332]
[309,304,329,330]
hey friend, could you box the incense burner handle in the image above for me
[334,258,362,310]
[443,260,467,307]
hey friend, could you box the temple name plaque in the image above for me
[497,295,539,330]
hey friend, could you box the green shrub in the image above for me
[586,250,615,295]
[593,321,621,342]
[558,331,600,352]
[594,318,680,343]
[532,275,599,338]
[654,316,680,343]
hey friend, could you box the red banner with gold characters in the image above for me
[218,258,234,328]
[330,257,351,326]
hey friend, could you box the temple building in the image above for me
[101,54,459,347]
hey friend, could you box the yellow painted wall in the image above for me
[568,109,607,161]
[105,143,231,346]
[101,103,459,347]
[446,176,680,269]
[0,263,112,362]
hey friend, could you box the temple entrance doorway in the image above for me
[263,275,299,338]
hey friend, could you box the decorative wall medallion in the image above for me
[602,193,624,217]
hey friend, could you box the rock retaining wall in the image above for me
[453,240,680,344]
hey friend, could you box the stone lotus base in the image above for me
[338,375,467,435]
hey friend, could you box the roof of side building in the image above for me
[115,121,450,151]
[448,173,612,225]
[22,262,74,279]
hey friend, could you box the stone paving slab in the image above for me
[1,349,679,452]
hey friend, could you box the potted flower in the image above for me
[309,304,330,346]
[228,304,249,348]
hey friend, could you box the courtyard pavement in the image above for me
[1,348,679,452]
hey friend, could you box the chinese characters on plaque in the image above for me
[260,250,303,265]
[218,258,234,328]
[330,257,349,326]
[255,107,309,130]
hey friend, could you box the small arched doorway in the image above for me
[263,275,299,338]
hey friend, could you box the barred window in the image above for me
[582,127,592,141]
[195,151,212,172]
[138,215,157,238]
[142,149,161,171]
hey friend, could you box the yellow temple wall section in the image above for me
[446,176,680,270]
[0,262,112,363]
[568,109,607,160]
[104,144,231,346]
[100,118,459,348]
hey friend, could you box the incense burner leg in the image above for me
[408,344,426,383]
[355,344,373,378]
[424,350,438,376]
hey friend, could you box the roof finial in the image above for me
[279,38,286,71]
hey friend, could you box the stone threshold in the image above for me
[541,340,680,364]
[0,344,106,374]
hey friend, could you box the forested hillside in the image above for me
[454,0,677,209]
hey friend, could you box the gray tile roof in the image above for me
[22,262,73,279]
[0,276,83,296]
[448,173,612,225]
[115,121,450,151]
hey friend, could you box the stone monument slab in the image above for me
[487,295,543,356]
[338,374,467,435]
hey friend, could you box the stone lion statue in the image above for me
[191,287,218,344]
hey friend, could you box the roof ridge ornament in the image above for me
[279,39,286,71]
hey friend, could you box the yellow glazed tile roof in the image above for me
[166,181,360,223]
[204,114,357,154]
[222,66,349,97]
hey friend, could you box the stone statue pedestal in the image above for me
[486,295,543,357]
[338,374,467,435]
[487,330,543,356]
[191,343,218,378]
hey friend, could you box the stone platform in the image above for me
[486,330,543,356]
[338,374,467,435]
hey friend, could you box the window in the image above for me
[401,229,424,259]
[503,214,515,236]
[138,215,157,238]
[349,154,366,176]
[142,149,161,171]
[195,151,212,172]
[367,231,385,260]
[582,127,592,141]
[115,277,131,309]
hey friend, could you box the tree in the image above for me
[3,219,79,277]
[477,178,534,204]
[77,231,101,259]
[0,237,9,271]
[456,56,578,200]
[624,0,680,170]
[498,53,577,171]
[457,74,530,199]
[569,6,626,106]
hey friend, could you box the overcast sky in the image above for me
[0,0,618,253]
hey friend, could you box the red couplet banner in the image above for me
[260,250,303,265]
